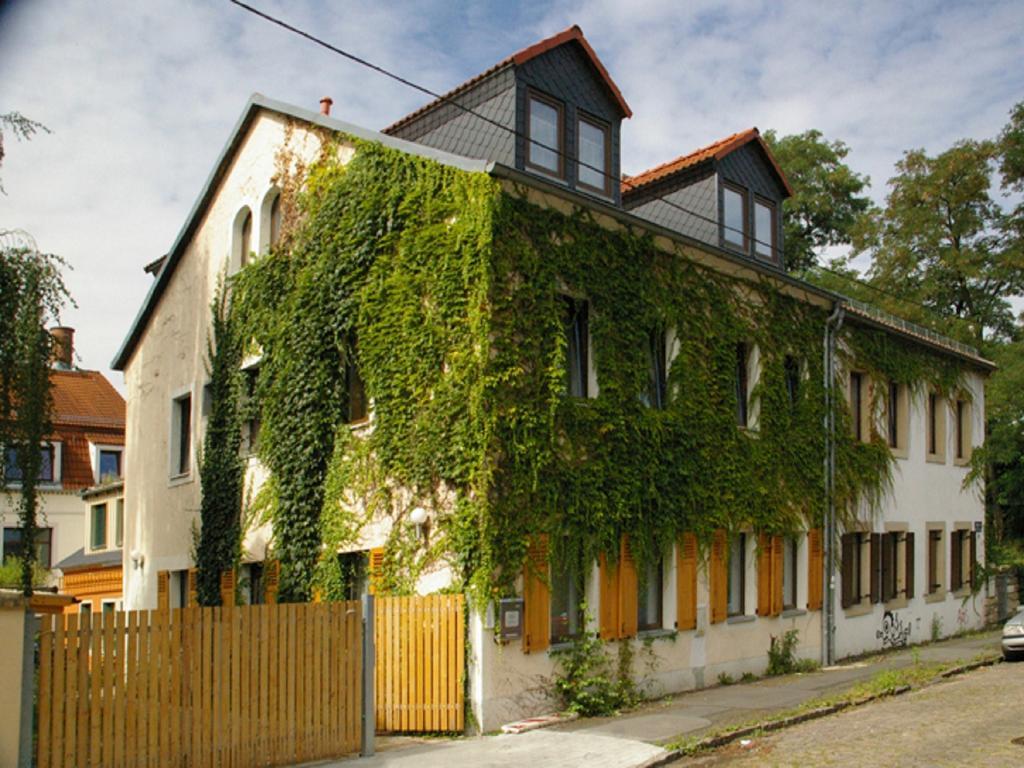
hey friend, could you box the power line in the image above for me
[225,0,973,334]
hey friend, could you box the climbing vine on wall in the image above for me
[235,129,968,604]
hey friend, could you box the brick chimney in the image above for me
[319,97,333,116]
[50,326,74,369]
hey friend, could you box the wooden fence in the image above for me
[374,594,464,733]
[36,602,363,768]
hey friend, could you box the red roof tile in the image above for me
[50,370,125,430]
[383,25,631,135]
[622,128,794,197]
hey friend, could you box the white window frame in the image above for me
[89,501,109,551]
[4,441,62,487]
[90,442,123,484]
[168,387,194,484]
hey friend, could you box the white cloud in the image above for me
[0,0,1020,387]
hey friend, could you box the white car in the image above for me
[1003,608,1024,660]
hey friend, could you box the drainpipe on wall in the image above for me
[822,300,845,667]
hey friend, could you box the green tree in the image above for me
[763,129,873,273]
[196,282,245,605]
[857,139,1022,345]
[0,232,71,594]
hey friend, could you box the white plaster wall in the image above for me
[122,111,327,609]
[832,369,988,659]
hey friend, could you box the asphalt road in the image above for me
[686,660,1024,767]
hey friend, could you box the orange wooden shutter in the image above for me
[187,568,199,607]
[771,536,784,616]
[598,553,620,640]
[522,535,550,653]
[157,570,170,613]
[368,547,385,594]
[709,530,727,624]
[264,560,280,604]
[806,528,823,610]
[757,533,772,617]
[676,533,698,631]
[220,570,236,606]
[619,537,638,639]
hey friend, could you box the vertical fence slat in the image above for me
[64,613,79,768]
[37,616,53,768]
[102,611,115,768]
[114,611,127,768]
[78,612,92,767]
[455,594,465,731]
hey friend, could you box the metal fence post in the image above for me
[361,593,375,757]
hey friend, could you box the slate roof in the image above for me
[623,128,794,197]
[382,25,632,135]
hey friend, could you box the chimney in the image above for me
[50,326,74,369]
[319,97,333,116]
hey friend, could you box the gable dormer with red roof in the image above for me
[623,128,793,269]
[384,25,631,204]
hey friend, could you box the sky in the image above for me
[1,0,1022,390]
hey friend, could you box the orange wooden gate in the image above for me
[36,602,362,768]
[374,594,464,733]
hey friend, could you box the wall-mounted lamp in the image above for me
[130,549,145,570]
[409,506,429,543]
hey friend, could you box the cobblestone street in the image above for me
[686,661,1024,767]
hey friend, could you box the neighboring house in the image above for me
[2,328,127,584]
[113,26,991,731]
[53,479,125,616]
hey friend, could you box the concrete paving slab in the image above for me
[576,712,713,741]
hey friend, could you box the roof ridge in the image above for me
[623,128,762,192]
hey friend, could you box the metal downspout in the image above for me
[823,301,845,667]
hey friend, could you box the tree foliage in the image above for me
[0,234,70,594]
[196,281,245,605]
[763,129,873,273]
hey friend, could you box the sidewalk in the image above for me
[330,630,1002,767]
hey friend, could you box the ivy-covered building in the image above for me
[113,26,992,730]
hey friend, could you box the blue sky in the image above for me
[1,0,1021,386]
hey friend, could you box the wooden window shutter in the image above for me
[676,533,698,631]
[264,560,280,604]
[969,531,977,589]
[157,570,170,613]
[904,532,915,599]
[598,553,620,640]
[840,534,854,608]
[187,568,199,607]
[220,570,236,606]
[709,530,728,624]
[522,535,550,654]
[757,533,772,617]
[950,531,962,592]
[807,528,823,611]
[619,537,638,639]
[870,533,882,604]
[770,536,784,616]
[368,547,386,595]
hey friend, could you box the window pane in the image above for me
[637,558,663,630]
[641,328,666,408]
[528,97,560,173]
[784,356,800,409]
[723,187,746,247]
[115,499,124,547]
[754,200,774,258]
[578,118,606,191]
[550,561,581,643]
[91,504,107,549]
[735,343,748,426]
[99,450,121,480]
[3,527,21,562]
[782,537,796,609]
[4,447,21,482]
[270,194,282,247]
[240,210,253,267]
[40,446,54,482]
[727,534,745,615]
[563,298,588,397]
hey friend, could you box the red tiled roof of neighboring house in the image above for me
[50,370,125,430]
[622,128,794,197]
[383,25,632,135]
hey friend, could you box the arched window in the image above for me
[259,188,283,254]
[269,193,282,247]
[231,206,253,274]
[239,210,252,268]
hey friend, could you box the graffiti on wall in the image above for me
[876,610,912,649]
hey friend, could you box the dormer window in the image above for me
[526,91,564,178]
[754,197,776,260]
[723,183,748,251]
[577,113,610,195]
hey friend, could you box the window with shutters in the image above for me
[709,530,728,624]
[338,551,369,600]
[598,536,639,640]
[641,327,667,409]
[878,529,913,604]
[806,529,823,611]
[522,535,550,652]
[954,397,972,465]
[849,371,870,442]
[757,533,784,618]
[840,531,866,609]
[782,537,797,611]
[885,381,909,458]
[727,533,746,617]
[880,532,899,602]
[246,563,265,604]
[950,528,977,594]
